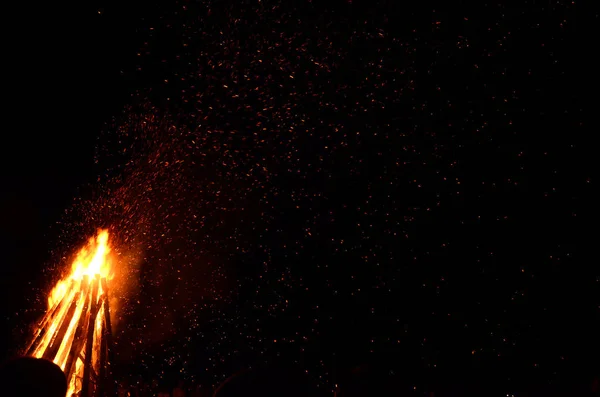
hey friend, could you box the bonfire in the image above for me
[25,230,115,397]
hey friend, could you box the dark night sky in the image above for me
[1,1,597,395]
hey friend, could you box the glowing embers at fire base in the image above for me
[25,230,115,397]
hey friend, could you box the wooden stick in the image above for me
[25,301,63,356]
[81,276,100,397]
[42,291,80,361]
[25,279,76,356]
[63,277,91,382]
[101,277,116,397]
[25,301,62,354]
[98,324,107,397]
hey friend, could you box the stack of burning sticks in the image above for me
[25,275,115,397]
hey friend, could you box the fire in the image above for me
[48,231,112,309]
[26,229,115,397]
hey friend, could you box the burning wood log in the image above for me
[63,276,92,382]
[25,279,77,356]
[42,291,81,361]
[100,277,116,397]
[81,276,101,397]
[100,278,113,340]
[98,317,107,397]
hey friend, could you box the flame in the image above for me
[48,230,112,308]
[27,229,114,397]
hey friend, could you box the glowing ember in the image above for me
[26,230,114,397]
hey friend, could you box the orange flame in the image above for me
[48,230,112,308]
[28,229,114,397]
